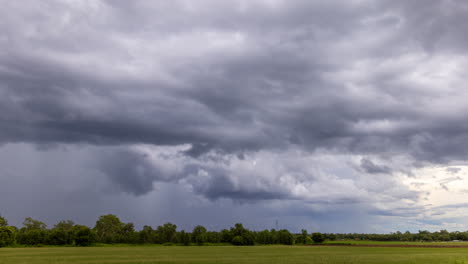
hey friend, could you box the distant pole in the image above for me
[275,219,278,230]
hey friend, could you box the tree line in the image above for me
[0,214,463,247]
[0,214,302,247]
[325,229,468,242]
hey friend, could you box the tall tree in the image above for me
[0,226,15,247]
[94,214,124,244]
[0,216,8,227]
[22,217,46,230]
[73,225,96,246]
[49,220,75,245]
[192,225,207,245]
[156,223,177,243]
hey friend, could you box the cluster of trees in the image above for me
[3,214,465,247]
[327,230,467,242]
[0,216,95,247]
[0,215,302,247]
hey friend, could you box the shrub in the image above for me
[73,225,96,246]
[311,232,325,243]
[231,236,244,246]
[0,227,15,247]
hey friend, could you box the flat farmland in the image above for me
[3,245,468,264]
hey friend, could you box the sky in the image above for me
[1,0,468,233]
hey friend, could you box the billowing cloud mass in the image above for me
[1,0,468,232]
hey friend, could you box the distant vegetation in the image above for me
[0,215,465,247]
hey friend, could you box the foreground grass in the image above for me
[3,245,468,264]
[324,240,468,246]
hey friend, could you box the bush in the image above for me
[231,236,244,246]
[0,227,16,247]
[17,229,48,245]
[241,232,255,245]
[73,225,96,246]
[277,230,294,245]
[311,232,325,243]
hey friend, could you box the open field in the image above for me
[3,245,468,264]
[323,240,468,247]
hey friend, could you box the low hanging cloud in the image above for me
[96,145,420,215]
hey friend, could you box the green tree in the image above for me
[277,229,293,245]
[49,220,75,245]
[256,230,273,244]
[156,223,177,243]
[73,225,96,246]
[311,232,325,243]
[231,223,246,237]
[94,214,124,244]
[139,225,156,243]
[17,217,48,245]
[177,230,191,246]
[22,217,46,230]
[0,216,8,227]
[120,222,138,243]
[296,229,308,244]
[231,235,244,246]
[229,223,254,245]
[54,220,75,231]
[220,229,232,243]
[192,225,207,245]
[241,230,255,245]
[0,226,16,247]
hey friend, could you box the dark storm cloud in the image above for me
[1,0,468,165]
[1,0,468,231]
[98,150,160,195]
[189,167,289,201]
[96,147,291,199]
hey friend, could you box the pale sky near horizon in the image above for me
[2,0,468,233]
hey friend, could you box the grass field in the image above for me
[3,245,468,264]
[324,240,468,246]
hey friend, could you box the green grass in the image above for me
[324,240,468,246]
[3,245,468,264]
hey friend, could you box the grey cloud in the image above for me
[188,167,288,201]
[2,0,468,232]
[98,150,159,195]
[446,167,461,174]
[1,0,468,168]
[96,147,290,200]
[368,206,426,217]
[360,158,392,174]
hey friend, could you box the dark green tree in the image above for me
[231,235,244,246]
[0,226,16,247]
[48,220,75,245]
[17,217,48,245]
[120,222,138,243]
[73,225,96,246]
[22,217,46,230]
[156,223,177,243]
[177,230,191,246]
[220,229,232,243]
[139,225,156,243]
[277,229,293,245]
[295,229,308,244]
[311,232,325,243]
[192,225,207,245]
[0,216,8,227]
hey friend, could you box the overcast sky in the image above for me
[1,0,468,233]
